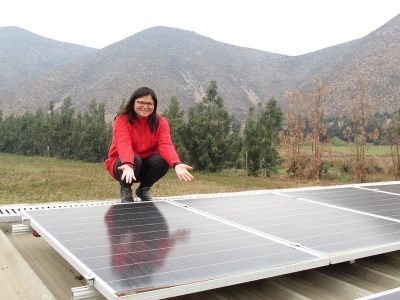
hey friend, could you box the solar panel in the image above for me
[360,182,400,195]
[282,184,400,220]
[178,192,400,263]
[19,200,327,299]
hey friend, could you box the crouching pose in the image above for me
[105,87,194,202]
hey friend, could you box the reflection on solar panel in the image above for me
[20,201,327,299]
[179,192,400,263]
[282,184,400,220]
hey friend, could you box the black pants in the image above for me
[113,154,170,188]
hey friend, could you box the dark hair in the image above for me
[120,86,159,132]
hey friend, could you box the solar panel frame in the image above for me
[19,200,329,300]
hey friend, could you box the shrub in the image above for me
[331,136,347,146]
[340,159,354,173]
[319,160,330,174]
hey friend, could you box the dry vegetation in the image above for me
[299,144,396,182]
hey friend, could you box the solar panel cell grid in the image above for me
[179,192,400,262]
[361,183,400,195]
[282,186,400,220]
[21,201,325,296]
[19,182,400,298]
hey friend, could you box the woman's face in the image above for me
[133,95,155,119]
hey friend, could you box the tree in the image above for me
[325,116,342,140]
[382,109,400,179]
[16,111,37,155]
[243,98,283,176]
[304,77,330,179]
[46,100,59,157]
[71,111,84,160]
[31,107,47,155]
[0,109,46,156]
[117,99,126,115]
[45,97,75,158]
[183,81,234,172]
[243,106,261,176]
[231,118,241,136]
[224,116,243,169]
[0,98,112,163]
[343,74,377,183]
[0,114,18,153]
[279,91,306,179]
[58,97,75,158]
[79,99,111,162]
[260,98,284,176]
[162,95,189,163]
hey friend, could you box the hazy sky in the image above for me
[1,0,399,56]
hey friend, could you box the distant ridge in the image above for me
[0,26,96,91]
[0,14,399,119]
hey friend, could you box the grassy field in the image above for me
[301,144,393,154]
[0,148,396,205]
[0,153,315,205]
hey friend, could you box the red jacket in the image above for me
[104,205,172,277]
[105,114,180,179]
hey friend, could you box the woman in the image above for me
[105,87,194,202]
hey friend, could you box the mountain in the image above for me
[0,27,96,91]
[0,14,399,120]
[296,14,400,116]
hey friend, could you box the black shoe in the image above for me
[135,186,153,201]
[120,186,134,203]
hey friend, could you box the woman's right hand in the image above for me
[117,164,136,184]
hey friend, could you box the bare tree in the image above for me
[343,74,376,183]
[382,110,400,179]
[304,77,330,179]
[280,91,306,179]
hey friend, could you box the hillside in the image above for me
[0,27,97,91]
[0,14,399,120]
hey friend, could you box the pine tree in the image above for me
[58,97,75,158]
[162,95,189,163]
[80,99,111,162]
[243,106,262,176]
[184,81,233,172]
[243,98,283,176]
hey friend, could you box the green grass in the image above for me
[0,153,316,205]
[1,150,395,205]
[300,145,393,155]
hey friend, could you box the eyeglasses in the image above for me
[135,100,155,107]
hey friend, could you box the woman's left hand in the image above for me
[174,164,194,182]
